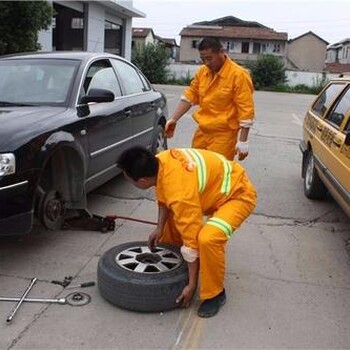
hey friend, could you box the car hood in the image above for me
[0,106,69,151]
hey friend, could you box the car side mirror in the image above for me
[80,88,115,104]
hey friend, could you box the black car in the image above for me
[0,52,168,235]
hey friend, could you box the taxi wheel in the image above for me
[303,151,327,199]
[97,241,188,312]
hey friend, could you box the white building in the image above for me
[38,0,144,61]
[326,39,350,64]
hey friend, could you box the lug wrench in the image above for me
[6,277,37,323]
[0,297,66,305]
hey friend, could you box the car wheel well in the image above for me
[37,146,85,209]
[158,116,166,128]
[302,142,312,178]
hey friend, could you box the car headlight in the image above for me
[0,153,16,176]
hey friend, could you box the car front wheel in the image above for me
[36,188,65,230]
[303,151,327,199]
[151,124,167,154]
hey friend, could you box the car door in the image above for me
[81,59,132,191]
[322,86,350,193]
[110,58,156,147]
[312,83,350,194]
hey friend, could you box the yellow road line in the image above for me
[172,307,204,350]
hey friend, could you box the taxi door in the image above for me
[314,84,350,196]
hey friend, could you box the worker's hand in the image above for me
[236,140,249,161]
[148,227,163,251]
[165,119,177,138]
[176,284,196,308]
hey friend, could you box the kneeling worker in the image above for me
[117,146,256,318]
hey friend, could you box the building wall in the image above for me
[38,28,53,52]
[340,42,350,64]
[179,37,201,62]
[38,0,135,60]
[132,32,155,49]
[287,35,327,72]
[123,18,132,60]
[326,49,338,63]
[84,2,105,52]
[167,63,339,87]
[179,36,286,63]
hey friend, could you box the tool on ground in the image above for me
[0,292,91,307]
[6,277,37,324]
[0,296,66,304]
[65,281,95,289]
[105,215,157,226]
[62,208,157,233]
[51,276,73,287]
[63,212,116,232]
[64,292,91,306]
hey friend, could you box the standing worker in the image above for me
[166,37,254,160]
[117,146,257,318]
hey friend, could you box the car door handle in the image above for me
[124,108,131,117]
[316,125,323,132]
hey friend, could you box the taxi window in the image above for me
[325,87,350,129]
[311,83,347,118]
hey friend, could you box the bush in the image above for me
[250,54,287,89]
[166,70,193,86]
[132,43,169,84]
[260,83,326,95]
[0,1,52,55]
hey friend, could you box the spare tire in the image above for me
[97,241,188,312]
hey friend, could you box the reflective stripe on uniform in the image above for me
[183,149,207,193]
[207,217,235,238]
[215,153,232,195]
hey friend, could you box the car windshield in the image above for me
[0,58,80,106]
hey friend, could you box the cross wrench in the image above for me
[1,292,90,307]
[0,297,66,304]
[6,278,37,323]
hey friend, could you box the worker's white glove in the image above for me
[236,140,249,160]
[236,140,249,153]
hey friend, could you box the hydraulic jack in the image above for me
[62,209,157,233]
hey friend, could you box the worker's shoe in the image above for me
[197,289,226,318]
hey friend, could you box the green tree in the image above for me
[132,43,169,84]
[250,54,287,89]
[0,1,52,55]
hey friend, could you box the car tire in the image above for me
[151,124,167,154]
[303,151,327,199]
[37,189,66,230]
[97,241,188,312]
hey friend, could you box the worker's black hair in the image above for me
[198,37,223,52]
[117,145,159,181]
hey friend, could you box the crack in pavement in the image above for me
[91,194,347,230]
[257,226,282,276]
[253,208,346,226]
[91,193,155,203]
[7,309,50,350]
[251,131,300,143]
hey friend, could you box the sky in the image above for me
[132,0,349,45]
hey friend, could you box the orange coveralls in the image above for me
[183,57,254,160]
[156,148,256,300]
